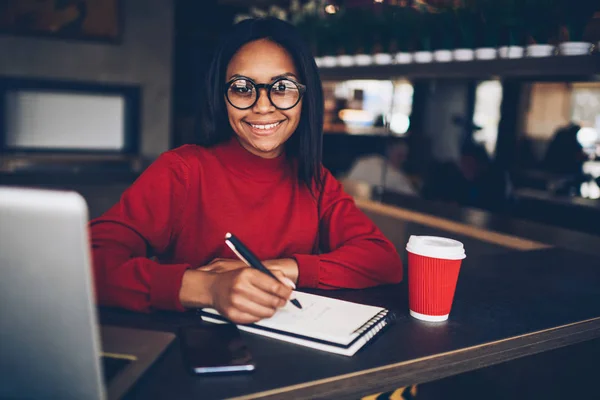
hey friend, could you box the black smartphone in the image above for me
[179,324,255,374]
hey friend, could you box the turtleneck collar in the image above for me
[213,136,289,182]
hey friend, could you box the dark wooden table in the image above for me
[99,247,600,400]
[409,336,600,400]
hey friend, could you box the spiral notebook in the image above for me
[198,292,395,356]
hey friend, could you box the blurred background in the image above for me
[1,0,600,235]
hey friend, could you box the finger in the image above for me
[272,270,296,289]
[198,259,222,270]
[201,260,247,272]
[203,260,220,268]
[247,270,293,301]
[228,289,282,319]
[226,309,266,325]
[209,265,248,273]
[200,264,223,272]
[233,280,288,310]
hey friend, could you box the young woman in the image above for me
[90,17,403,324]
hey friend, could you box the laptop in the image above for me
[0,187,175,399]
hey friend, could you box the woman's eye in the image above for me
[275,83,287,91]
[233,85,250,93]
[231,83,254,96]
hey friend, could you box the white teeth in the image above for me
[249,121,281,130]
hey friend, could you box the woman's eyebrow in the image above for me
[227,72,298,81]
[271,72,298,80]
[228,73,252,80]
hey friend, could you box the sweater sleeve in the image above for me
[294,168,403,289]
[90,152,192,312]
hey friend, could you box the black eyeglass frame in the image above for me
[224,76,307,111]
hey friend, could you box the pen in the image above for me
[225,232,302,310]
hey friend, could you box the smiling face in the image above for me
[225,39,303,159]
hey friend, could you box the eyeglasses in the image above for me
[224,76,306,110]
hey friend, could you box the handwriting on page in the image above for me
[269,298,329,325]
[258,292,380,339]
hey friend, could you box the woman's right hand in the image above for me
[179,268,293,324]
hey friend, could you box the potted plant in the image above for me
[431,10,455,62]
[410,3,434,63]
[371,2,396,64]
[523,0,559,57]
[289,0,337,66]
[348,6,378,65]
[332,7,363,66]
[452,0,478,61]
[390,4,419,64]
[314,16,342,67]
[473,0,501,59]
[556,0,597,55]
[493,0,527,58]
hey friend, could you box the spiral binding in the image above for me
[352,309,390,336]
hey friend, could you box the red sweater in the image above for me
[90,137,403,312]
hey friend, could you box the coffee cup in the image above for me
[406,235,466,322]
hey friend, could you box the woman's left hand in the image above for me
[199,258,247,273]
[263,258,299,285]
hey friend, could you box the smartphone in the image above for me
[179,324,256,374]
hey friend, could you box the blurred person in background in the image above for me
[422,141,512,211]
[345,137,418,196]
[543,123,587,176]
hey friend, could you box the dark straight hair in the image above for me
[197,17,324,193]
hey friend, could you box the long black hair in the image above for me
[197,17,324,193]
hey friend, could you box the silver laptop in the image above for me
[0,187,175,399]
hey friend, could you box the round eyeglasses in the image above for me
[224,76,306,110]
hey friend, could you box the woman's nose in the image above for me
[253,88,275,113]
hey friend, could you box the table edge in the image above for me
[228,317,600,400]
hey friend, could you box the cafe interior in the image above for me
[1,0,600,399]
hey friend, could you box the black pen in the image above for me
[225,232,302,310]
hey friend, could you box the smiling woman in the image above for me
[89,17,403,325]
[198,17,325,190]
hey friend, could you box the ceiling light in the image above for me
[325,4,338,14]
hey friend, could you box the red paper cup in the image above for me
[406,236,466,322]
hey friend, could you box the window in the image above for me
[5,91,125,151]
[0,79,140,154]
[327,79,414,135]
[472,80,502,156]
[571,83,600,154]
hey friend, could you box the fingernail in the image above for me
[281,277,296,289]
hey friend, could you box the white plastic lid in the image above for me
[406,235,466,260]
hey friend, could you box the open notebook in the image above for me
[198,291,395,356]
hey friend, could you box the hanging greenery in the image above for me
[430,10,455,50]
[453,0,479,49]
[485,0,527,47]
[472,0,500,47]
[556,0,597,42]
[232,0,598,56]
[389,5,420,53]
[522,0,559,44]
